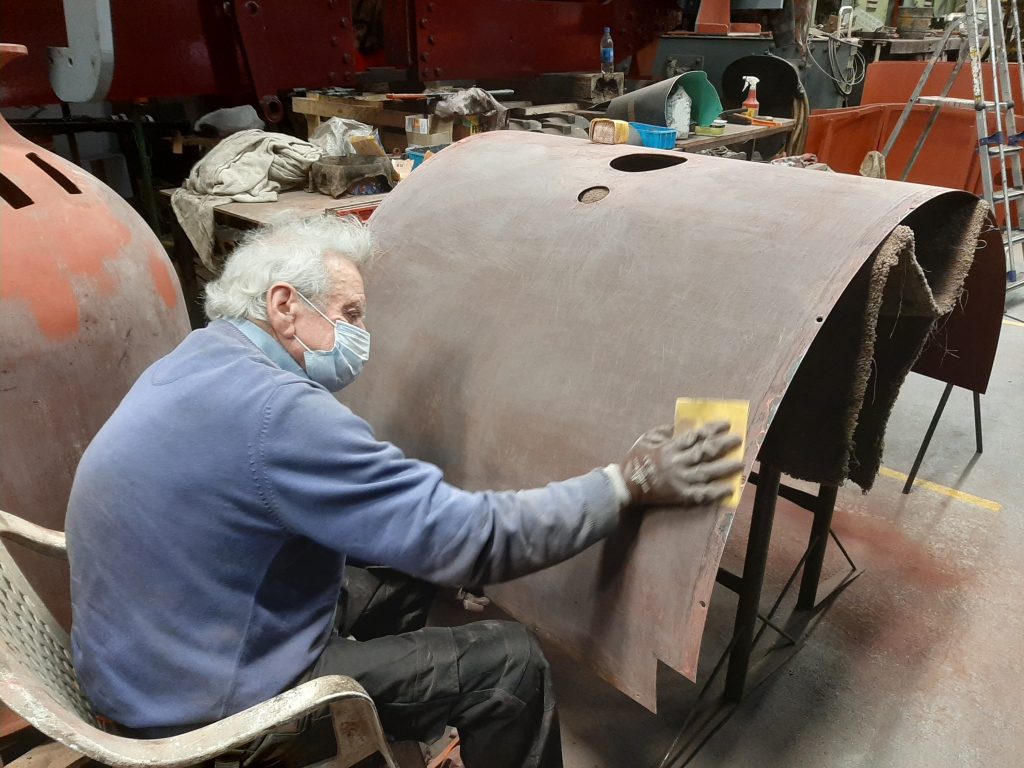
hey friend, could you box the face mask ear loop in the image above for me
[293,334,314,353]
[296,290,335,326]
[294,290,335,355]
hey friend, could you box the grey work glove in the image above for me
[620,421,744,508]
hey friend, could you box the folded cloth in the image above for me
[171,129,322,270]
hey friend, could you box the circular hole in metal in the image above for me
[816,316,824,323]
[609,153,687,173]
[578,186,610,204]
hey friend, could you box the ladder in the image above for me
[881,0,1024,289]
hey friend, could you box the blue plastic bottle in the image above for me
[601,27,614,75]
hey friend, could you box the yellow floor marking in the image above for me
[878,467,1002,512]
[1003,317,1024,328]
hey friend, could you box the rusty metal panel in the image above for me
[912,227,1005,394]
[411,0,678,81]
[346,132,982,710]
[0,46,191,627]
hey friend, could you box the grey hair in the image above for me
[204,215,376,321]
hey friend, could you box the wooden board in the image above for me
[292,94,411,135]
[509,103,581,117]
[211,191,387,227]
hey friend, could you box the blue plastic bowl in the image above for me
[407,144,450,169]
[628,122,679,149]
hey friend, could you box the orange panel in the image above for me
[861,61,1024,108]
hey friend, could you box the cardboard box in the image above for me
[406,116,453,147]
[405,114,432,134]
[452,115,482,141]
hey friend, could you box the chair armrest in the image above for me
[16,676,376,768]
[0,510,67,559]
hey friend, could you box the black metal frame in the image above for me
[8,112,189,234]
[658,465,862,768]
[902,383,983,494]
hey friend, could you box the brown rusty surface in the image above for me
[912,226,1005,394]
[346,132,982,711]
[0,45,190,628]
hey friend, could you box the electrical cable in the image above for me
[805,31,867,98]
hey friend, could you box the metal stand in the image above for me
[659,467,862,768]
[903,383,984,494]
[723,467,780,701]
[974,391,983,454]
[796,484,840,611]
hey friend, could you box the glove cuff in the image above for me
[603,463,632,509]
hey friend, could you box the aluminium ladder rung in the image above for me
[1005,229,1024,244]
[918,95,1009,110]
[993,186,1024,202]
[983,145,1024,155]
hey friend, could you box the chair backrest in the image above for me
[0,536,96,727]
[0,514,401,768]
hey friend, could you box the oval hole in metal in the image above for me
[609,153,687,173]
[578,186,610,203]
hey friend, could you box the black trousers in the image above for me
[244,567,563,768]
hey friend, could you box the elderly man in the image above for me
[66,216,742,768]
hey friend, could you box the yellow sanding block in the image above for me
[674,398,750,508]
[589,118,632,144]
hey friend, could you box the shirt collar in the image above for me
[226,318,308,379]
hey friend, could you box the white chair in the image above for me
[0,509,402,768]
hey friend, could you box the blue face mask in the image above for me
[294,291,370,392]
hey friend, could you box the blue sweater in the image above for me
[66,320,621,729]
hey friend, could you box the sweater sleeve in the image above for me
[252,382,622,586]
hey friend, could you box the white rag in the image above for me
[171,129,322,269]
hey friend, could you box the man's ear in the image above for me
[266,283,298,338]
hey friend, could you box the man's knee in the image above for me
[457,620,550,704]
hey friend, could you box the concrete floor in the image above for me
[509,293,1024,767]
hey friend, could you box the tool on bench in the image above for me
[721,108,777,127]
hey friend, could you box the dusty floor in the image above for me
[443,293,1024,768]
[546,292,1024,768]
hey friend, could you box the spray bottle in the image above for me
[741,76,760,118]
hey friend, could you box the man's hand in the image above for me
[620,421,744,508]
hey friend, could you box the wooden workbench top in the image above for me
[675,117,796,153]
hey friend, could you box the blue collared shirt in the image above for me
[225,317,306,378]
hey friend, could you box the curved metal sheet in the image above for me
[912,226,1005,394]
[0,45,190,627]
[346,132,983,710]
